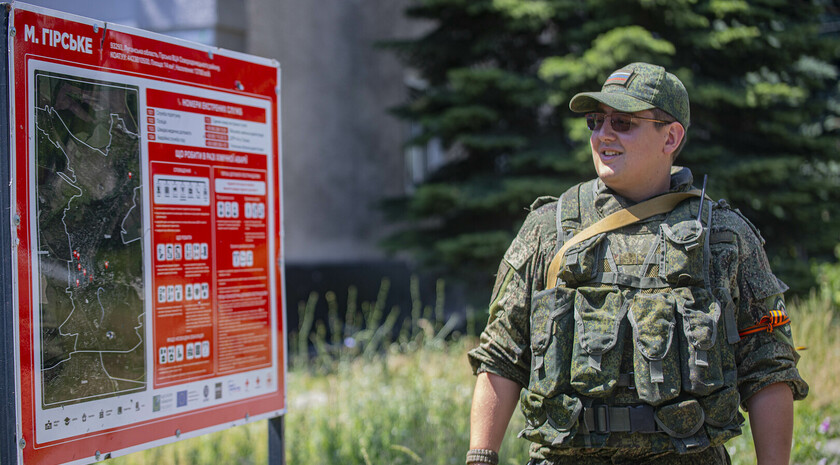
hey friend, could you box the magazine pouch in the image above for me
[529,286,575,397]
[518,390,582,447]
[674,286,724,396]
[628,292,681,405]
[569,287,626,397]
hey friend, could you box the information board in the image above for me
[8,4,286,464]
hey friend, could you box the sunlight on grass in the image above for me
[107,286,839,464]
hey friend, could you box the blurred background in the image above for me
[22,0,455,332]
[25,0,840,326]
[19,1,840,463]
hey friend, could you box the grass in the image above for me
[107,284,840,465]
[284,339,517,465]
[726,290,840,465]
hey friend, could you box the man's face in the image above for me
[589,104,675,200]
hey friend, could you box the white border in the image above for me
[27,58,279,442]
[276,63,288,428]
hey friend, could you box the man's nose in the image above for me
[596,116,617,140]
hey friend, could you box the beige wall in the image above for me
[246,0,425,263]
[25,0,423,264]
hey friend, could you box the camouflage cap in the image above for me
[569,62,690,128]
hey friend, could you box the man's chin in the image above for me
[595,166,621,185]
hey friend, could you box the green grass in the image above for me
[284,339,524,465]
[726,289,840,465]
[107,286,840,465]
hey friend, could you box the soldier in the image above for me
[466,62,808,465]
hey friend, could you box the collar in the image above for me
[593,166,695,217]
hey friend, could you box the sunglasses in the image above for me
[585,112,673,132]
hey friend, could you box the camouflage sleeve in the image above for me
[468,202,557,388]
[467,260,532,387]
[719,211,809,409]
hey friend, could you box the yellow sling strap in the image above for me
[544,189,703,290]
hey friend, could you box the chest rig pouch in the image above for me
[520,182,742,451]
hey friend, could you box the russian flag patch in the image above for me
[605,71,632,86]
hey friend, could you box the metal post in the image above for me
[268,416,286,465]
[0,5,18,465]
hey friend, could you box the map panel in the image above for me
[13,8,284,462]
[34,71,145,408]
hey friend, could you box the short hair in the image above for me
[651,108,687,161]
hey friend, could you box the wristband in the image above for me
[466,448,499,465]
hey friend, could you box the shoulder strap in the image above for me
[543,189,703,290]
[555,183,580,253]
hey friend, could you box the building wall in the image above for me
[18,0,457,317]
[23,0,423,265]
[246,0,423,263]
[21,0,244,47]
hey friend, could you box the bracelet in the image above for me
[466,448,499,465]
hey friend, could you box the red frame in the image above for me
[11,5,285,464]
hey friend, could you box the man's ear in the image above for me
[663,122,685,157]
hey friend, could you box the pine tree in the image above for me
[383,0,840,301]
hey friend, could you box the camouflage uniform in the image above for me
[468,167,809,464]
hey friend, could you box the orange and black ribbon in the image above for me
[738,309,790,338]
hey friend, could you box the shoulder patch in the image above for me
[772,295,787,316]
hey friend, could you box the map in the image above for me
[34,71,145,408]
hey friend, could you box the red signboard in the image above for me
[9,4,285,464]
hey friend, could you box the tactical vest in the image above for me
[519,181,744,453]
